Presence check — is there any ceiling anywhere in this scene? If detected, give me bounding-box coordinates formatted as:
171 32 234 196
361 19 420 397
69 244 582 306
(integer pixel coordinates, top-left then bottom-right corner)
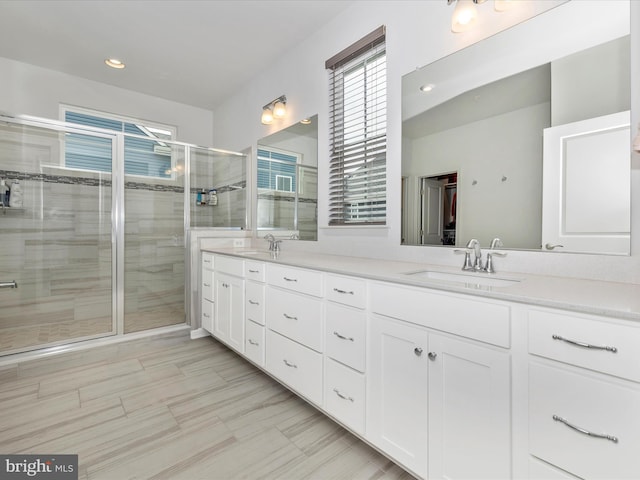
0 0 354 111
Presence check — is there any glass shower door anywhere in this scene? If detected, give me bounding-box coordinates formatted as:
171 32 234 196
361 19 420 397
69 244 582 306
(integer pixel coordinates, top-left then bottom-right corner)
0 119 115 355
123 139 186 333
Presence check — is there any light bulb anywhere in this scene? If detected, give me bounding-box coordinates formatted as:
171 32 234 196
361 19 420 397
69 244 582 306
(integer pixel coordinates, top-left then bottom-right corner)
273 101 286 119
451 0 478 33
261 108 273 125
494 0 514 12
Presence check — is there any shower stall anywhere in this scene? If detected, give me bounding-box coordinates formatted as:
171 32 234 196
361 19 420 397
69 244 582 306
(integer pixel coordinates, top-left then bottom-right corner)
0 113 246 356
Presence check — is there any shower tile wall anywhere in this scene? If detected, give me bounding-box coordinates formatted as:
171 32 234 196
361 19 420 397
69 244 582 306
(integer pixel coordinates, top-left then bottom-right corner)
124 184 185 333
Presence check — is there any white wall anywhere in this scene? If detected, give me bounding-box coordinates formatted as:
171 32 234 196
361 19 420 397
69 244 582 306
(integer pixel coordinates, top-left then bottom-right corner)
213 0 640 284
0 57 215 146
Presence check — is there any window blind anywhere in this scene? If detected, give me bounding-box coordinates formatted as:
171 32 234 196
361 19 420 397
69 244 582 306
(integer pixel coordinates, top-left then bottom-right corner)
327 26 386 225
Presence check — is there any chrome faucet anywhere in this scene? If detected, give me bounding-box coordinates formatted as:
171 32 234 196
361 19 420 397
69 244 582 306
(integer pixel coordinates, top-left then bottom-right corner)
483 238 507 274
264 234 281 252
454 238 482 271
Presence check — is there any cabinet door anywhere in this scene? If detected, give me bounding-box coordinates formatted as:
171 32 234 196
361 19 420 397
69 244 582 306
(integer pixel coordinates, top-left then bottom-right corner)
367 315 429 479
214 272 244 353
428 334 511 480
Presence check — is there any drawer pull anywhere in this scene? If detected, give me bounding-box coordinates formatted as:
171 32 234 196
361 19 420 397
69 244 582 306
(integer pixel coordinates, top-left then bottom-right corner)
248 300 260 305
203 259 212 263
283 313 298 321
333 388 354 402
222 283 230 288
248 339 259 346
552 334 618 353
552 415 618 443
248 269 260 273
333 331 354 342
203 282 211 287
283 277 298 282
283 359 298 368
333 287 354 295
203 313 210 318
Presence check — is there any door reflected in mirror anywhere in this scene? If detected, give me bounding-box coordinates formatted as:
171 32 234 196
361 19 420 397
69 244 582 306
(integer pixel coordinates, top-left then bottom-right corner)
257 115 318 240
401 1 631 255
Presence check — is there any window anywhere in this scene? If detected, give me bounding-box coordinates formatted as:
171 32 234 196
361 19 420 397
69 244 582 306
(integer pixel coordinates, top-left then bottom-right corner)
257 147 298 193
326 26 386 225
62 107 176 179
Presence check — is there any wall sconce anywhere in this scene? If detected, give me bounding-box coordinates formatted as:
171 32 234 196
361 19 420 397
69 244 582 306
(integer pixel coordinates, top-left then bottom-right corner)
261 95 287 125
447 0 513 33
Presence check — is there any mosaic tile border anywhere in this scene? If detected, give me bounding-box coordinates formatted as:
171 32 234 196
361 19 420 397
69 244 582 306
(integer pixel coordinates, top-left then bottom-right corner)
0 170 245 194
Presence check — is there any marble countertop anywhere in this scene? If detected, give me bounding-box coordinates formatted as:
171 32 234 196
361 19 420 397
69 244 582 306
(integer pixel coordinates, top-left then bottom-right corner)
203 248 640 322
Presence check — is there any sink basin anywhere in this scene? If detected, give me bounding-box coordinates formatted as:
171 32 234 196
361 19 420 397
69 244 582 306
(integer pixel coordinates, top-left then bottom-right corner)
405 270 521 288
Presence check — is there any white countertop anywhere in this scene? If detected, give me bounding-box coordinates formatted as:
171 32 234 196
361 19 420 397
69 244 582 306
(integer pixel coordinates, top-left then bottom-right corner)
203 248 640 322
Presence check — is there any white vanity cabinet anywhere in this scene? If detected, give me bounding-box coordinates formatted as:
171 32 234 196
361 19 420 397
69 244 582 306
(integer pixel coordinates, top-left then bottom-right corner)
528 308 640 479
200 253 215 333
244 260 266 366
323 274 367 435
265 263 324 406
367 281 512 480
212 255 245 354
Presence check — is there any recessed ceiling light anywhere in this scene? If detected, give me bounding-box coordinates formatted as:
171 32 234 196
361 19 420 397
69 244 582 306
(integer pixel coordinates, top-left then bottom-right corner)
105 58 125 69
300 118 312 125
420 84 434 93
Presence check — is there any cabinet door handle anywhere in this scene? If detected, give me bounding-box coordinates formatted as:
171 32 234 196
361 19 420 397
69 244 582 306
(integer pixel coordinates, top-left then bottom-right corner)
428 352 437 360
414 347 423 356
203 282 211 287
248 339 259 346
552 415 618 443
283 359 297 368
222 283 230 288
283 277 298 282
249 269 260 273
283 313 298 320
203 313 210 318
248 300 260 305
333 388 354 402
333 288 354 295
333 331 354 342
552 334 618 353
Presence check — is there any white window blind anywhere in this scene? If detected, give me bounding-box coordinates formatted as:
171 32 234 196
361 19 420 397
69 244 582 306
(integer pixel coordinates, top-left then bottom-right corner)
326 26 386 225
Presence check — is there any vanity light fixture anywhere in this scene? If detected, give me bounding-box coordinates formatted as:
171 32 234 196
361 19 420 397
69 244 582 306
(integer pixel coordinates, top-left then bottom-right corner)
261 95 287 125
105 58 126 69
448 0 515 33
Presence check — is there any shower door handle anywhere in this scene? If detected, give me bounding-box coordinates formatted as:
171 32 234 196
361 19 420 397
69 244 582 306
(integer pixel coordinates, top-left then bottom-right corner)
0 280 18 289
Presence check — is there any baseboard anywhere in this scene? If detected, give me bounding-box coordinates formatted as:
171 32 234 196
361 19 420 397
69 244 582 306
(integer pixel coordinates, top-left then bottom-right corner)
190 328 210 340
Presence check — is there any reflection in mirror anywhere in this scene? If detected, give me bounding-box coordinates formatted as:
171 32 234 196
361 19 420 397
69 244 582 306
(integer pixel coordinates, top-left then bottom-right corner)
257 115 318 240
401 1 631 254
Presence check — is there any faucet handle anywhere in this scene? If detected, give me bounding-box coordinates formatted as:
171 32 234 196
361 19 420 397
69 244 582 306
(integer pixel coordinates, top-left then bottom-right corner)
454 248 474 271
489 237 504 249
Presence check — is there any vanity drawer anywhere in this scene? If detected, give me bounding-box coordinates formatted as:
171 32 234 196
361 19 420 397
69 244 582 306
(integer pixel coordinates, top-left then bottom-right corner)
202 252 214 269
244 260 266 282
325 303 366 372
201 298 214 333
266 329 323 406
244 319 265 367
529 309 640 382
245 281 265 325
370 282 511 348
326 274 366 309
324 358 365 435
202 268 214 301
214 254 244 277
529 362 640 480
266 286 323 352
267 264 323 297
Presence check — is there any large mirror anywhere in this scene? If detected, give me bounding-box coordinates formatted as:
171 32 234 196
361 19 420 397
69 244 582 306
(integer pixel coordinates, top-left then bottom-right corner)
257 115 318 240
402 1 631 254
